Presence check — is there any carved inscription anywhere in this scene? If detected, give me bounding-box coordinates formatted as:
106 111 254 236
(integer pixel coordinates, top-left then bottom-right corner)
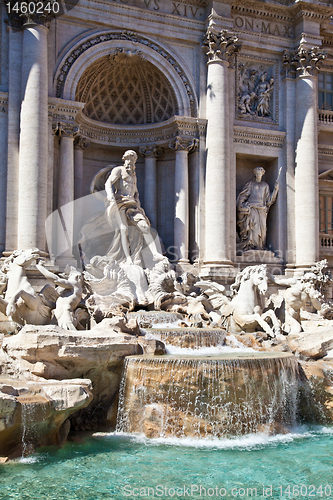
233 16 293 38
109 0 204 19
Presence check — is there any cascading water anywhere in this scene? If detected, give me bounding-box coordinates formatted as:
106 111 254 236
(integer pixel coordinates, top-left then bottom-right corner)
116 352 303 439
18 395 50 456
142 328 226 349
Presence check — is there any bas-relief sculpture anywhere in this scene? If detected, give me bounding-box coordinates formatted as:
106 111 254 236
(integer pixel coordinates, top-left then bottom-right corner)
237 166 280 251
238 65 274 118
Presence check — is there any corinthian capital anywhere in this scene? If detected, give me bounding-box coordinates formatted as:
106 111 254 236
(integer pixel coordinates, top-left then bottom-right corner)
203 29 241 64
169 137 199 152
282 45 326 78
53 122 79 138
139 145 164 158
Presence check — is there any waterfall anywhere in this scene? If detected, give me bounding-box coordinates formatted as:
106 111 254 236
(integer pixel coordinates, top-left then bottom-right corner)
116 353 303 438
19 395 49 456
143 328 226 349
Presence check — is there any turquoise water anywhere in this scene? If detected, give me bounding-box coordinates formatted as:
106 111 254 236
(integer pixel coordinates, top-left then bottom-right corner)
1 427 333 500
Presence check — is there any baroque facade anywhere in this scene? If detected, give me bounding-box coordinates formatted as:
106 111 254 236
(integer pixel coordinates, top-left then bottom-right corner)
0 0 333 281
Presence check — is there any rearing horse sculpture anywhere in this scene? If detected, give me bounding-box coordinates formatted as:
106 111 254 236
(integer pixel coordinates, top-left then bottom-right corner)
0 249 55 326
197 264 281 336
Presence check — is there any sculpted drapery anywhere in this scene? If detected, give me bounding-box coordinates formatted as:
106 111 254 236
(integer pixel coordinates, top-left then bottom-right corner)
237 167 279 250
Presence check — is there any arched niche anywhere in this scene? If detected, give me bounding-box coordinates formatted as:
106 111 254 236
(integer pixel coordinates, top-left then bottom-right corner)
54 31 198 118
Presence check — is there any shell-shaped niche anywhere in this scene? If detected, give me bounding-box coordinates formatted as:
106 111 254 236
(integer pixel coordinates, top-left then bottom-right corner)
75 52 179 125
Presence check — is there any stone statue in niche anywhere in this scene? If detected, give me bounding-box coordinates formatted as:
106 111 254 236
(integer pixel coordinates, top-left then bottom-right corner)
238 64 274 118
237 166 280 251
104 150 164 265
79 150 164 267
79 149 169 309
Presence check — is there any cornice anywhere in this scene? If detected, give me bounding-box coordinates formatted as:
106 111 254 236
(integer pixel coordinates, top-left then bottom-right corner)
75 113 206 146
48 97 85 122
319 145 333 156
233 126 286 148
231 1 294 24
231 0 333 25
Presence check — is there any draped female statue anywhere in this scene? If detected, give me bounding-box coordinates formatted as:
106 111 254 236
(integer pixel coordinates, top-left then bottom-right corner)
237 167 279 250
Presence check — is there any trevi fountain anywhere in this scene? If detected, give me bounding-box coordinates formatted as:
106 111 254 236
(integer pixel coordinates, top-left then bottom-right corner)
0 150 333 498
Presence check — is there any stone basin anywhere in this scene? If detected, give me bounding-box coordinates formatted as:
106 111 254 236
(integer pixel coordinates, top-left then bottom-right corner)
116 352 305 439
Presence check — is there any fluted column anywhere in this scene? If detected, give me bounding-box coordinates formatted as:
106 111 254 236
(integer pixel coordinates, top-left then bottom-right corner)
55 123 78 267
139 145 164 229
203 29 240 269
170 137 198 264
5 27 22 253
17 22 49 250
285 46 326 269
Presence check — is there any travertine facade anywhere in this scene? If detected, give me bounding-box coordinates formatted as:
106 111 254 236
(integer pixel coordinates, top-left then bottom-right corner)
1 0 333 281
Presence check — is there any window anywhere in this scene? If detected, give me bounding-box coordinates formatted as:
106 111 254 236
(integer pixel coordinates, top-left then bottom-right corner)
319 73 333 111
320 195 333 234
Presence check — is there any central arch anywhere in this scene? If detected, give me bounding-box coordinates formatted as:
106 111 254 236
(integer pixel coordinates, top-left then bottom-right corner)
54 30 198 118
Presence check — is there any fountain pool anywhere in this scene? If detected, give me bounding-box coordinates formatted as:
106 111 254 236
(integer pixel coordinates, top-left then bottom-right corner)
1 427 333 499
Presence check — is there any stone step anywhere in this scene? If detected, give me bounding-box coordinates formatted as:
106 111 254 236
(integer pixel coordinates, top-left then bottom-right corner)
127 311 183 327
141 327 226 348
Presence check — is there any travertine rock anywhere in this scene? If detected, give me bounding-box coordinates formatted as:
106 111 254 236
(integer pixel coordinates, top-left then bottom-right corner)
0 378 92 456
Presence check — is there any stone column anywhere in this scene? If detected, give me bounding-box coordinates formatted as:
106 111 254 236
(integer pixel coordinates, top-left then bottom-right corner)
55 123 78 267
5 27 22 252
202 29 240 271
288 46 326 269
17 22 49 251
139 145 164 229
169 137 198 264
0 95 8 254
73 136 89 252
281 52 297 270
74 137 89 201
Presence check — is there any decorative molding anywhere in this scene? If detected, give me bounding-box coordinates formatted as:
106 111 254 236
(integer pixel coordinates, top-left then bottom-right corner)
0 92 8 114
236 55 278 124
323 34 333 48
48 98 85 124
231 2 294 24
139 145 164 158
319 145 333 156
55 30 197 118
233 127 285 149
75 112 206 147
169 136 199 152
203 28 241 65
231 1 333 25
